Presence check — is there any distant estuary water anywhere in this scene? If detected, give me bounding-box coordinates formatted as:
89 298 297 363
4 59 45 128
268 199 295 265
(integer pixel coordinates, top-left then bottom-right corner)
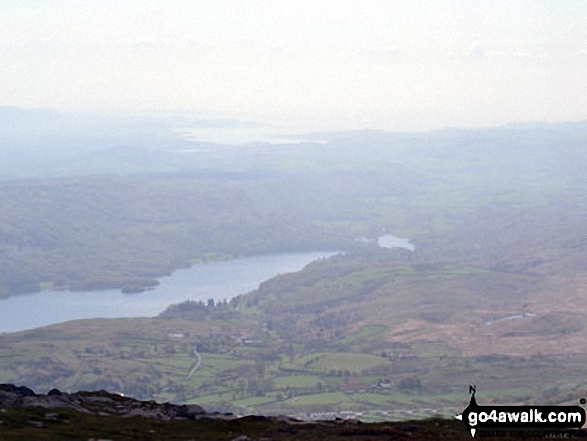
0 252 336 334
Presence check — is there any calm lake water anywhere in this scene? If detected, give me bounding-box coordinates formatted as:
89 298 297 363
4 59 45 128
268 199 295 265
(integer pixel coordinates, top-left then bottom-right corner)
0 252 335 334
377 234 415 251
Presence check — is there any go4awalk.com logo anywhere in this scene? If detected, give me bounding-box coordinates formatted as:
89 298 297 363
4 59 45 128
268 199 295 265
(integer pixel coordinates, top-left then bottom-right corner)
454 386 586 437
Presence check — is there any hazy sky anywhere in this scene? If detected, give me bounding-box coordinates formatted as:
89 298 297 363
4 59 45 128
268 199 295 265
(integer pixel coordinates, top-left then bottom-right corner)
1 0 586 132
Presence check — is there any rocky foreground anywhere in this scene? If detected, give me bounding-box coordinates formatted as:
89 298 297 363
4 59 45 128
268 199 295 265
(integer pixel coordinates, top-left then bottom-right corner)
0 383 209 420
0 384 582 440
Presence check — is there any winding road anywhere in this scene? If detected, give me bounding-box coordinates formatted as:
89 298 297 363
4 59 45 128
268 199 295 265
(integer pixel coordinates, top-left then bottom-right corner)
187 346 202 379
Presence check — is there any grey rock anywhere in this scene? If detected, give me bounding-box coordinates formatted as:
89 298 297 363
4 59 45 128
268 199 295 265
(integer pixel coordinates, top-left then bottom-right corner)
0 384 206 421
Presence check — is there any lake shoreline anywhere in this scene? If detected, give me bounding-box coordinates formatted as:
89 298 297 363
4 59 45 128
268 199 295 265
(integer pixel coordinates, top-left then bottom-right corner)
0 251 338 334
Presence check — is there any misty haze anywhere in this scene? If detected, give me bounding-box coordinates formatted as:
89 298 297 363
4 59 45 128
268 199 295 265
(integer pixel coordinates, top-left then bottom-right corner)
1 1 587 439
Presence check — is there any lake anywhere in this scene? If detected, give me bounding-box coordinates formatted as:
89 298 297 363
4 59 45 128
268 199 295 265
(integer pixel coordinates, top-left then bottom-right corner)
356 234 415 251
377 234 415 251
0 252 335 334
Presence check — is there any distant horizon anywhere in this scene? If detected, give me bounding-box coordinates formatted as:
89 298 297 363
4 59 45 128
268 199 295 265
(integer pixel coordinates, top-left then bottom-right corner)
3 104 587 146
2 1 586 134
